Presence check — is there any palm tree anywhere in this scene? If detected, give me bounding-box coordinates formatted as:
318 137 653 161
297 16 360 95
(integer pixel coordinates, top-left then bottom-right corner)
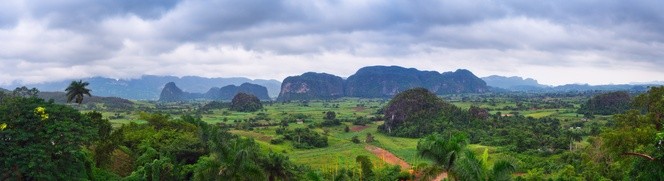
418 134 515 181
417 133 468 171
451 150 516 181
65 80 91 104
216 138 266 181
263 151 294 181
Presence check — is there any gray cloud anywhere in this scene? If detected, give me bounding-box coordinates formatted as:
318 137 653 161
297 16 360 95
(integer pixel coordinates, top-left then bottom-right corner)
0 0 663 86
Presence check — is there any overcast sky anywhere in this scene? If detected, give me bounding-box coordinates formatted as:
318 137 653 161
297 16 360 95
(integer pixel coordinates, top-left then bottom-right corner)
1 0 663 86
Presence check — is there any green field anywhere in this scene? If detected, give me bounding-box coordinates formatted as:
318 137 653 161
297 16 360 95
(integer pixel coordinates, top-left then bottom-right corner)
101 93 596 174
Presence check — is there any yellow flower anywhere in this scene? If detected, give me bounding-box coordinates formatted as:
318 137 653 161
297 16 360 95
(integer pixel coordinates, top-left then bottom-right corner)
0 123 6 131
35 107 45 114
34 107 49 121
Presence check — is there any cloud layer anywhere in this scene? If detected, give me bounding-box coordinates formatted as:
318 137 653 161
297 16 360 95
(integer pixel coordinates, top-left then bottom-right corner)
1 0 663 85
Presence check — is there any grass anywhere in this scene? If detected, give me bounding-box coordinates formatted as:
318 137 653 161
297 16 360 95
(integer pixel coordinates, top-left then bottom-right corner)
524 110 557 118
230 125 389 170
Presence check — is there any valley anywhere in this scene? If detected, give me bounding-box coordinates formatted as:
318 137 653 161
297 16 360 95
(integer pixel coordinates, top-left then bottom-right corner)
74 90 629 179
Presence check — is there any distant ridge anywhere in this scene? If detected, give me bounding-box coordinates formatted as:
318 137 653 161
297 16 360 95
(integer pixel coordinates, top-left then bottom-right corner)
159 82 270 102
278 66 489 101
482 75 656 92
482 75 548 91
2 75 281 100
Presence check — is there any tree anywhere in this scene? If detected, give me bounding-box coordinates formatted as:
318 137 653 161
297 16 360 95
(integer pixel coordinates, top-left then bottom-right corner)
366 133 374 143
0 96 98 180
65 80 92 104
356 155 374 180
262 152 294 181
603 87 663 161
324 111 336 120
451 149 515 181
417 134 515 181
417 133 468 172
193 127 266 181
600 86 664 180
352 136 361 143
11 86 39 97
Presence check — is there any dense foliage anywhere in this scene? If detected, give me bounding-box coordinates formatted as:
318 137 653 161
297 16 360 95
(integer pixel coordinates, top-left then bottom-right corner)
230 92 263 112
578 91 631 115
282 128 328 149
0 95 100 180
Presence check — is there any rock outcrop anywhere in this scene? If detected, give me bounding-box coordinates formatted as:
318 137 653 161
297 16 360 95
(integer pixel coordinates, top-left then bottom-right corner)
159 82 185 102
276 66 490 100
277 72 345 101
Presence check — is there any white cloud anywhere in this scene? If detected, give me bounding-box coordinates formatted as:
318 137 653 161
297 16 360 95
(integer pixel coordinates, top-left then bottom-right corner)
0 0 663 86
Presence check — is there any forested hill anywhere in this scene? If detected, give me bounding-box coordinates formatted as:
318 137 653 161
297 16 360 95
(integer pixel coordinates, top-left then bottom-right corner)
2 75 281 100
278 66 489 101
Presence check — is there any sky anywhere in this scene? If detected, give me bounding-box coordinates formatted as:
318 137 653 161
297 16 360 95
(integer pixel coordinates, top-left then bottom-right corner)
1 0 663 86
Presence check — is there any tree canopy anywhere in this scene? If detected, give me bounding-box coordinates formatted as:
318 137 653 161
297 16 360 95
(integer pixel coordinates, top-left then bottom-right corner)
0 96 101 180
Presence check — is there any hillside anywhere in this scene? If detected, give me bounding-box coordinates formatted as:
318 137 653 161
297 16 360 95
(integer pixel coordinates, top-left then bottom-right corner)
3 75 281 100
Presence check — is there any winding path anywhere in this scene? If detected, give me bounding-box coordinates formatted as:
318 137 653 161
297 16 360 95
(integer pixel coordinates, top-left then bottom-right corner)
364 145 448 181
364 145 410 170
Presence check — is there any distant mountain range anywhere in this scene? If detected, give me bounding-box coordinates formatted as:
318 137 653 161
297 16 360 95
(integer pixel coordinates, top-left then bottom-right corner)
482 75 660 92
4 68 661 101
482 75 547 90
2 75 281 100
277 66 489 101
159 82 270 102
